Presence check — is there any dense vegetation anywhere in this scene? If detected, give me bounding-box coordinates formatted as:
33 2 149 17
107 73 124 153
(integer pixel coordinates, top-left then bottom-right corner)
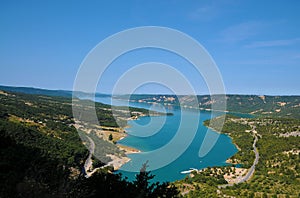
0 89 179 197
1 131 179 197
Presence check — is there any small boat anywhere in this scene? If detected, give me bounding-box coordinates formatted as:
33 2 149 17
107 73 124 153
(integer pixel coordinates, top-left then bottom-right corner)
180 168 198 174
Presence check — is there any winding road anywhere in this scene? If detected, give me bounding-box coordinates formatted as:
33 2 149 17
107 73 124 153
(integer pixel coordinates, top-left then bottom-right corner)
219 125 259 188
83 136 95 178
238 132 259 183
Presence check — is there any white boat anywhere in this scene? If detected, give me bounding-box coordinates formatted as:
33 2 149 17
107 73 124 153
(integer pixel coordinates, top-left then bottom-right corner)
180 168 198 174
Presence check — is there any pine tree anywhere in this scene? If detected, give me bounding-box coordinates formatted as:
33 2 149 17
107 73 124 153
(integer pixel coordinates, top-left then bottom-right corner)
108 134 113 141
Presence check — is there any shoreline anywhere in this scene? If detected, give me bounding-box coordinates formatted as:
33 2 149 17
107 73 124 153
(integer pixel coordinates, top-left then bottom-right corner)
100 134 141 171
108 125 142 170
106 145 140 171
117 143 141 154
205 125 241 163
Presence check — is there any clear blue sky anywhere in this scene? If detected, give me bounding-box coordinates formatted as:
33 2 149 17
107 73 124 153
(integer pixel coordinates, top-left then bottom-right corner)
1 0 300 95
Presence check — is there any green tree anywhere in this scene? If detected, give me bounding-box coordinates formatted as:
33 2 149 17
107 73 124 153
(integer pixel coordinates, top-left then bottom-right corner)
132 161 179 198
108 133 113 141
132 161 155 197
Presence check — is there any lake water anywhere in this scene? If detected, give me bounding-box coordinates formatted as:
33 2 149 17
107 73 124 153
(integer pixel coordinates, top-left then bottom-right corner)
94 96 238 182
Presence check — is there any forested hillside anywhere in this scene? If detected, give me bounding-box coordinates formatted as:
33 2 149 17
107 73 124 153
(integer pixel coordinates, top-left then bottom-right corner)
0 89 178 197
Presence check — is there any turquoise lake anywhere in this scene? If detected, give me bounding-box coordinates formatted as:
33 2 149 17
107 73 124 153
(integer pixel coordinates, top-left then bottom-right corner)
95 96 238 182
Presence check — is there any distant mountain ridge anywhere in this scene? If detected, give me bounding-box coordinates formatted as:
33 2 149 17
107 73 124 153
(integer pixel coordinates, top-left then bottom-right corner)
1 85 300 119
0 85 72 97
0 85 111 98
115 94 300 119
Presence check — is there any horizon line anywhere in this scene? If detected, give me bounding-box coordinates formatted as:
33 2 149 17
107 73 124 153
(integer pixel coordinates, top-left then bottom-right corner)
1 84 300 97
